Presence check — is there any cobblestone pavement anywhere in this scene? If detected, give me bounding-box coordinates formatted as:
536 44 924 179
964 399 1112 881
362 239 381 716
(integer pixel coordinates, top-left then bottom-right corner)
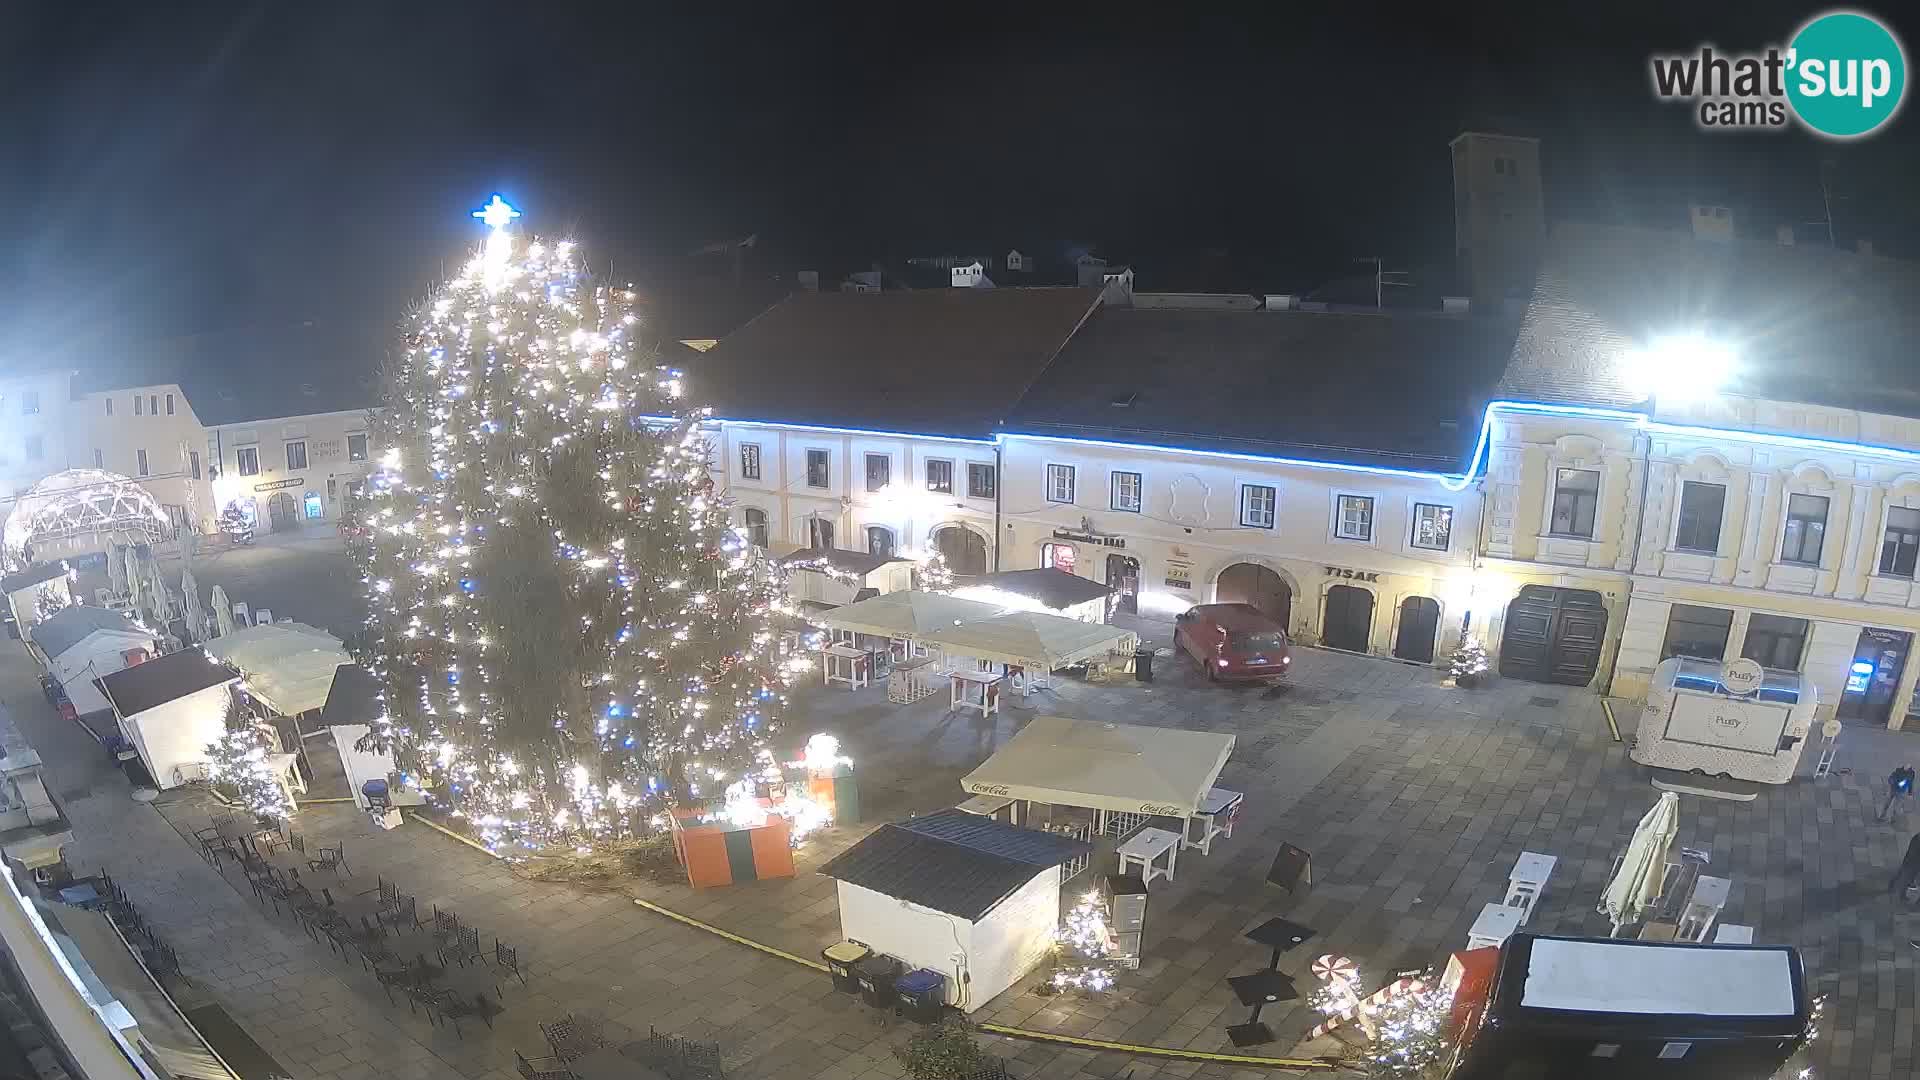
9 625 1920 1079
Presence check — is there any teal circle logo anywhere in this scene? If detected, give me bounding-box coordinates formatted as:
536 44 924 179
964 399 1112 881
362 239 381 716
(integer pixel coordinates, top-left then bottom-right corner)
1787 11 1907 138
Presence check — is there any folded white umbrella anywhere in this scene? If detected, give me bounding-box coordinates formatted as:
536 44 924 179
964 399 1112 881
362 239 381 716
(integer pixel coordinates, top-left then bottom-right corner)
211 585 234 637
1599 791 1679 936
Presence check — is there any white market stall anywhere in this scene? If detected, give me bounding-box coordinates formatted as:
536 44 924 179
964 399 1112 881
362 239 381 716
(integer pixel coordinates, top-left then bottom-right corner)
319 663 421 816
954 568 1114 625
961 715 1235 842
820 810 1092 1013
32 606 157 717
96 650 243 790
918 610 1137 693
1631 657 1818 784
774 545 915 611
0 562 72 642
811 589 1003 646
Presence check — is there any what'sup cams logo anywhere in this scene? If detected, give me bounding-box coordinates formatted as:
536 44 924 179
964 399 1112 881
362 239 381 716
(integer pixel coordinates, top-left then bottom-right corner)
1651 10 1907 138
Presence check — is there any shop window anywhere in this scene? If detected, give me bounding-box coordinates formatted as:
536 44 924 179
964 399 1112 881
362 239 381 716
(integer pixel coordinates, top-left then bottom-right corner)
237 446 260 476
739 443 762 480
1549 468 1600 538
1742 613 1810 672
1781 493 1829 565
1046 464 1076 504
1411 503 1452 551
1110 471 1142 513
865 453 890 492
1335 494 1374 541
741 508 768 547
806 449 831 489
1240 484 1276 529
1880 506 1920 578
1661 604 1733 661
1673 482 1725 553
1041 542 1076 573
926 459 953 494
967 462 996 499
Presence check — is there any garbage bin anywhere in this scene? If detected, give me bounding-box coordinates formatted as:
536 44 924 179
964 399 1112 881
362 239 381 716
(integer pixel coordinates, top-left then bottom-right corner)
361 779 391 811
1134 648 1155 683
822 940 871 994
894 968 947 1023
855 954 904 1011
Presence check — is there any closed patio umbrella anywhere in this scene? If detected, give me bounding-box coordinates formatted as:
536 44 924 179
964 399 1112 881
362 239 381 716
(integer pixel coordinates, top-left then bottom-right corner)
1599 791 1679 936
123 546 142 612
211 585 234 638
180 568 202 630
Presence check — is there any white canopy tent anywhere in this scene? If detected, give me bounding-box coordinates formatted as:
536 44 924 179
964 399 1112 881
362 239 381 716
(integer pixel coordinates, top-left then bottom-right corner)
960 714 1234 819
918 610 1136 691
204 622 350 717
811 590 1003 642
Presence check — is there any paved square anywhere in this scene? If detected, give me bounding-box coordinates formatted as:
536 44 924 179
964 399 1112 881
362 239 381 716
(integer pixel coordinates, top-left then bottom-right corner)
9 623 1919 1078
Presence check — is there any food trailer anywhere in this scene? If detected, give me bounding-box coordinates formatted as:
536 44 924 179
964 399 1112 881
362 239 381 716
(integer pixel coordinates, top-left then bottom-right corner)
1451 934 1808 1079
1631 657 1816 784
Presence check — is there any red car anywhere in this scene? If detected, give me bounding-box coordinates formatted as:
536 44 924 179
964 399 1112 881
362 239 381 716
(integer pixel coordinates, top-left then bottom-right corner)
1175 603 1293 681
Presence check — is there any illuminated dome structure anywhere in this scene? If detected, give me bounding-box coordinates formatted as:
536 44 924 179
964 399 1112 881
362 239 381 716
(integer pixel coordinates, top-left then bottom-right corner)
2 469 172 570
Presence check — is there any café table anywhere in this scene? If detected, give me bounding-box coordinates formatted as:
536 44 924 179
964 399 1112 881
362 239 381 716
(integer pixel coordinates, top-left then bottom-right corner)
1244 916 1316 970
1116 827 1182 886
1224 969 1298 1047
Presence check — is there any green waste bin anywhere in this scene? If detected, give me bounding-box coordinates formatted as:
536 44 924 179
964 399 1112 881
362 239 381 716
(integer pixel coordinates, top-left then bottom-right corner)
822 940 870 994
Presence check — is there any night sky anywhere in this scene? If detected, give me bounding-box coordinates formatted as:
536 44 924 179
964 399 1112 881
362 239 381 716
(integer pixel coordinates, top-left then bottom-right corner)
2 2 1914 384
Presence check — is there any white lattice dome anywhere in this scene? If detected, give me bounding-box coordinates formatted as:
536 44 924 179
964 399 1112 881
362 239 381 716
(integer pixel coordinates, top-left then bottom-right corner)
2 469 172 568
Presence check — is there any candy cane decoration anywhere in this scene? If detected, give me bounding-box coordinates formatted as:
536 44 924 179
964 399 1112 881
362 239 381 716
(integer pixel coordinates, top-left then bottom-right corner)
1313 953 1358 985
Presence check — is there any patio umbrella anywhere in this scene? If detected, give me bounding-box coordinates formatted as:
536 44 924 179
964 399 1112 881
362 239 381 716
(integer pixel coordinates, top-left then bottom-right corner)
180 567 202 631
123 546 142 611
211 585 235 637
1599 791 1679 936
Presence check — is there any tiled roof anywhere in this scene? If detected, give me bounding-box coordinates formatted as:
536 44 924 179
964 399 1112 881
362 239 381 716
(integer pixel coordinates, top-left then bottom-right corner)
31 606 146 661
0 562 70 594
96 649 239 717
1007 306 1519 472
1502 222 1920 418
320 663 384 727
819 810 1091 921
693 288 1100 440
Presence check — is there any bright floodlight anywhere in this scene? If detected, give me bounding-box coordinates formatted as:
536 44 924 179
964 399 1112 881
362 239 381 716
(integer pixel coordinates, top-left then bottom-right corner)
1622 334 1736 403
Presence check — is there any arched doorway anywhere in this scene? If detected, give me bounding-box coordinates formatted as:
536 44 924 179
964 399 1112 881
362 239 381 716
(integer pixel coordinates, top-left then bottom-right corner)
1322 585 1374 653
933 526 988 576
1106 554 1140 615
1216 562 1292 628
1393 596 1441 663
267 492 298 533
866 526 895 558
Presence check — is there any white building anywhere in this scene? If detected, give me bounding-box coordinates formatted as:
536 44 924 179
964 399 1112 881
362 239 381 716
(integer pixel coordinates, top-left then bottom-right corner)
205 407 377 531
69 381 215 535
0 368 72 506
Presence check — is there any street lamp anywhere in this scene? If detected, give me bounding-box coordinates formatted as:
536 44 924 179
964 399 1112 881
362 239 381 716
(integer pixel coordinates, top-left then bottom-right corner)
1620 334 1737 404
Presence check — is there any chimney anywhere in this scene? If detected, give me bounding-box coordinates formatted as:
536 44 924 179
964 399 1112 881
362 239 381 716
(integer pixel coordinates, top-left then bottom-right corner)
1100 267 1134 307
796 270 819 292
1264 294 1294 311
1858 238 1876 257
1442 296 1471 315
1776 224 1795 246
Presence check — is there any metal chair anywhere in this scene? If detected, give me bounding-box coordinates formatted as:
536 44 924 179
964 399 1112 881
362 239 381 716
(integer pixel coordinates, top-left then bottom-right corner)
431 906 459 948
447 925 483 968
307 843 347 877
515 1051 571 1080
438 991 500 1037
494 939 526 986
381 894 419 931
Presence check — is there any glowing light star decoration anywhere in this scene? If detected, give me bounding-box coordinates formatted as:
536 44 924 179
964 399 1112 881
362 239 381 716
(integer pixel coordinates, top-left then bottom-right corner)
347 195 799 853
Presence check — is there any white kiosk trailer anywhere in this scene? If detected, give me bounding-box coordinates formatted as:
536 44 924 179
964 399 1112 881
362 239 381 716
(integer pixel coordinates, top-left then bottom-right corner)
1631 657 1817 784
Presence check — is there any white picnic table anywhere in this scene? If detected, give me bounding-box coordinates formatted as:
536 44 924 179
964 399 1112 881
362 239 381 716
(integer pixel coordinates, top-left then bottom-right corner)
1116 827 1182 886
1183 787 1243 854
948 668 1002 718
1467 902 1523 951
823 644 871 690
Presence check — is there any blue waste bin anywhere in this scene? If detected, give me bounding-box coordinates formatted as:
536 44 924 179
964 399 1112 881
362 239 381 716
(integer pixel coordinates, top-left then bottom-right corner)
362 779 391 810
894 968 947 1023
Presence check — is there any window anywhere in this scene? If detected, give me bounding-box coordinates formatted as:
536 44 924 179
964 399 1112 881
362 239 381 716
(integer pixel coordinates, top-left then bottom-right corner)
92 448 104 468
1493 155 1519 177
165 393 175 415
347 434 368 462
925 459 953 494
1041 542 1076 573
805 449 830 489
104 397 113 417
327 478 337 499
1411 503 1453 551
20 391 37 416
1549 468 1600 538
1674 482 1726 553
236 447 260 476
24 435 41 460
1661 604 1733 661
148 394 158 415
136 449 149 476
730 442 760 480
134 395 144 416
1046 464 1075 504
1110 471 1142 513
1335 495 1374 541
967 462 996 500
1742 613 1811 672
286 440 308 471
1780 493 1829 565
807 516 835 550
862 453 889 492
741 508 768 547
1240 484 1276 529
1881 507 1920 578
188 449 200 479
867 526 895 558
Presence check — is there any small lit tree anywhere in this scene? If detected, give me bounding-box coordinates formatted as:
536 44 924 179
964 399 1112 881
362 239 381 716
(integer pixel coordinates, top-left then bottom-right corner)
32 587 68 624
1450 637 1489 687
914 549 955 593
1048 889 1116 992
205 694 293 820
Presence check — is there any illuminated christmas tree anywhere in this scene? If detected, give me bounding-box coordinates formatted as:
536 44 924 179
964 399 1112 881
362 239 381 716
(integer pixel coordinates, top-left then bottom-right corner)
1449 637 1490 686
351 196 800 851
205 694 293 820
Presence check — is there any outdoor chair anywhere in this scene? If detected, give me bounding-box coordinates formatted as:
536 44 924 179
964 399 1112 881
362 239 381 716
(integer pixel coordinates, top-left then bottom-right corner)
307 843 348 877
447 925 483 969
352 917 398 971
374 966 415 1006
494 939 526 986
402 984 445 1026
381 894 420 931
431 906 459 947
284 833 307 858
515 1051 572 1080
438 991 500 1037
